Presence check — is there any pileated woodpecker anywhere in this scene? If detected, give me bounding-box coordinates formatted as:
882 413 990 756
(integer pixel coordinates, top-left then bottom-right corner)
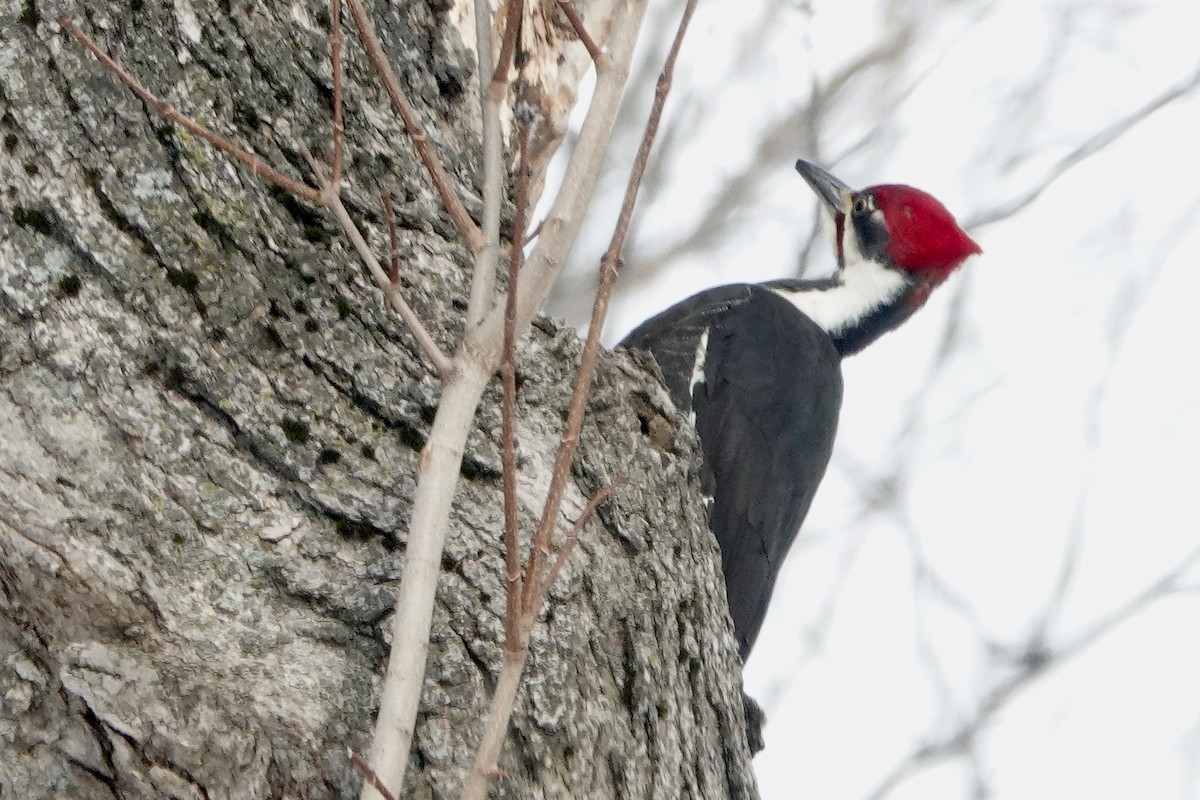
622 160 980 660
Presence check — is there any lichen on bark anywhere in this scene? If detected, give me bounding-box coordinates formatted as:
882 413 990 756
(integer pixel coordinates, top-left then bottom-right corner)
0 2 759 797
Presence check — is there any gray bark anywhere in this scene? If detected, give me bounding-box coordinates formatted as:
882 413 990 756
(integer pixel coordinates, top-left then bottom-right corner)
0 1 758 798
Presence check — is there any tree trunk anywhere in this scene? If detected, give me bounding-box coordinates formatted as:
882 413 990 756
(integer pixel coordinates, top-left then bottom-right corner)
0 1 759 798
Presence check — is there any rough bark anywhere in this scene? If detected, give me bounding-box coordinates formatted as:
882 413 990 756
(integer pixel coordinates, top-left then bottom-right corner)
0 1 759 798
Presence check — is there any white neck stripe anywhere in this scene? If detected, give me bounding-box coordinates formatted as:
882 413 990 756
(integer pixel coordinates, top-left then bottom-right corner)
771 257 909 335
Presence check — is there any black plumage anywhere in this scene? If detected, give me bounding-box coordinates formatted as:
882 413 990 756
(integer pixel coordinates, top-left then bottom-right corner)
621 160 981 667
622 284 842 658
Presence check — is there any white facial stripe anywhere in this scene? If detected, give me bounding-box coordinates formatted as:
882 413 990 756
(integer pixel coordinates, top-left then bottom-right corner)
841 210 867 265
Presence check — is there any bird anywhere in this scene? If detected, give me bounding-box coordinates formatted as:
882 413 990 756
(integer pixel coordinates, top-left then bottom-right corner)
621 159 981 661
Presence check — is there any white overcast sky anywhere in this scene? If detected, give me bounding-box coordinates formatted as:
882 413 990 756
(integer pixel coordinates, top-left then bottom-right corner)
546 0 1200 797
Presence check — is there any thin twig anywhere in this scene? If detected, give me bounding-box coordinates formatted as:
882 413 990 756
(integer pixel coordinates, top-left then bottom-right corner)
600 0 699 266
557 0 603 63
380 188 400 285
361 3 649 796
60 16 321 204
63 15 453 379
518 249 619 608
466 0 506 328
300 144 455 379
491 0 525 87
347 749 398 800
460 648 531 800
532 479 623 604
342 0 484 254
500 122 533 646
521 0 700 611
329 0 345 188
472 2 632 355
522 218 544 246
965 60 1200 230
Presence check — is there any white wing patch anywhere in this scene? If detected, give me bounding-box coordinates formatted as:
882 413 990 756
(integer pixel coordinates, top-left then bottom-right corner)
687 328 710 425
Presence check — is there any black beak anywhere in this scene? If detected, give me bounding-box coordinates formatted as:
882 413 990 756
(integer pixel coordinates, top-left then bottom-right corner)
794 159 854 216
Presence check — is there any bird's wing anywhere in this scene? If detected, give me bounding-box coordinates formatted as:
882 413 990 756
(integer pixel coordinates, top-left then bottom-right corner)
620 284 760 414
623 285 843 659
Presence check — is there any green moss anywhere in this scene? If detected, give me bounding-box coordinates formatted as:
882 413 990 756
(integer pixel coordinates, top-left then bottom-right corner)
334 296 351 319
267 185 326 238
335 517 379 541
262 325 284 350
280 417 310 444
304 319 319 333
318 447 341 465
165 365 187 390
12 205 52 236
231 100 260 131
166 268 200 292
359 443 376 460
302 225 330 245
24 162 38 175
18 0 39 27
57 274 82 297
3 133 16 152
192 209 220 235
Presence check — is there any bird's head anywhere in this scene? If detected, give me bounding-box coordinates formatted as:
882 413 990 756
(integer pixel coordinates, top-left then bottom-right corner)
795 159 981 288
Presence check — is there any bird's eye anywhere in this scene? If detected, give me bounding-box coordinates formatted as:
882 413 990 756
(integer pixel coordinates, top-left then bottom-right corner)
852 196 872 215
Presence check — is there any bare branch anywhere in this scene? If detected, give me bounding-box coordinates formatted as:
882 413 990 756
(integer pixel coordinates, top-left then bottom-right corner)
491 0 525 87
557 1 604 64
342 0 485 254
300 144 455 380
347 749 398 800
500 124 533 645
380 189 401 285
465 0 505 328
523 218 545 246
59 17 321 204
966 60 1200 230
329 0 345 188
360 4 650 796
522 0 699 611
460 648 532 800
532 479 623 605
601 0 697 264
63 15 453 380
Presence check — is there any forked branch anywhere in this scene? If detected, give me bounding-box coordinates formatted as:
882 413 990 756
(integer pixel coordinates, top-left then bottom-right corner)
342 0 485 254
59 14 455 379
521 0 701 613
556 0 604 63
60 17 320 204
531 478 623 605
348 749 398 800
499 121 533 645
491 0 526 87
462 1 700 795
